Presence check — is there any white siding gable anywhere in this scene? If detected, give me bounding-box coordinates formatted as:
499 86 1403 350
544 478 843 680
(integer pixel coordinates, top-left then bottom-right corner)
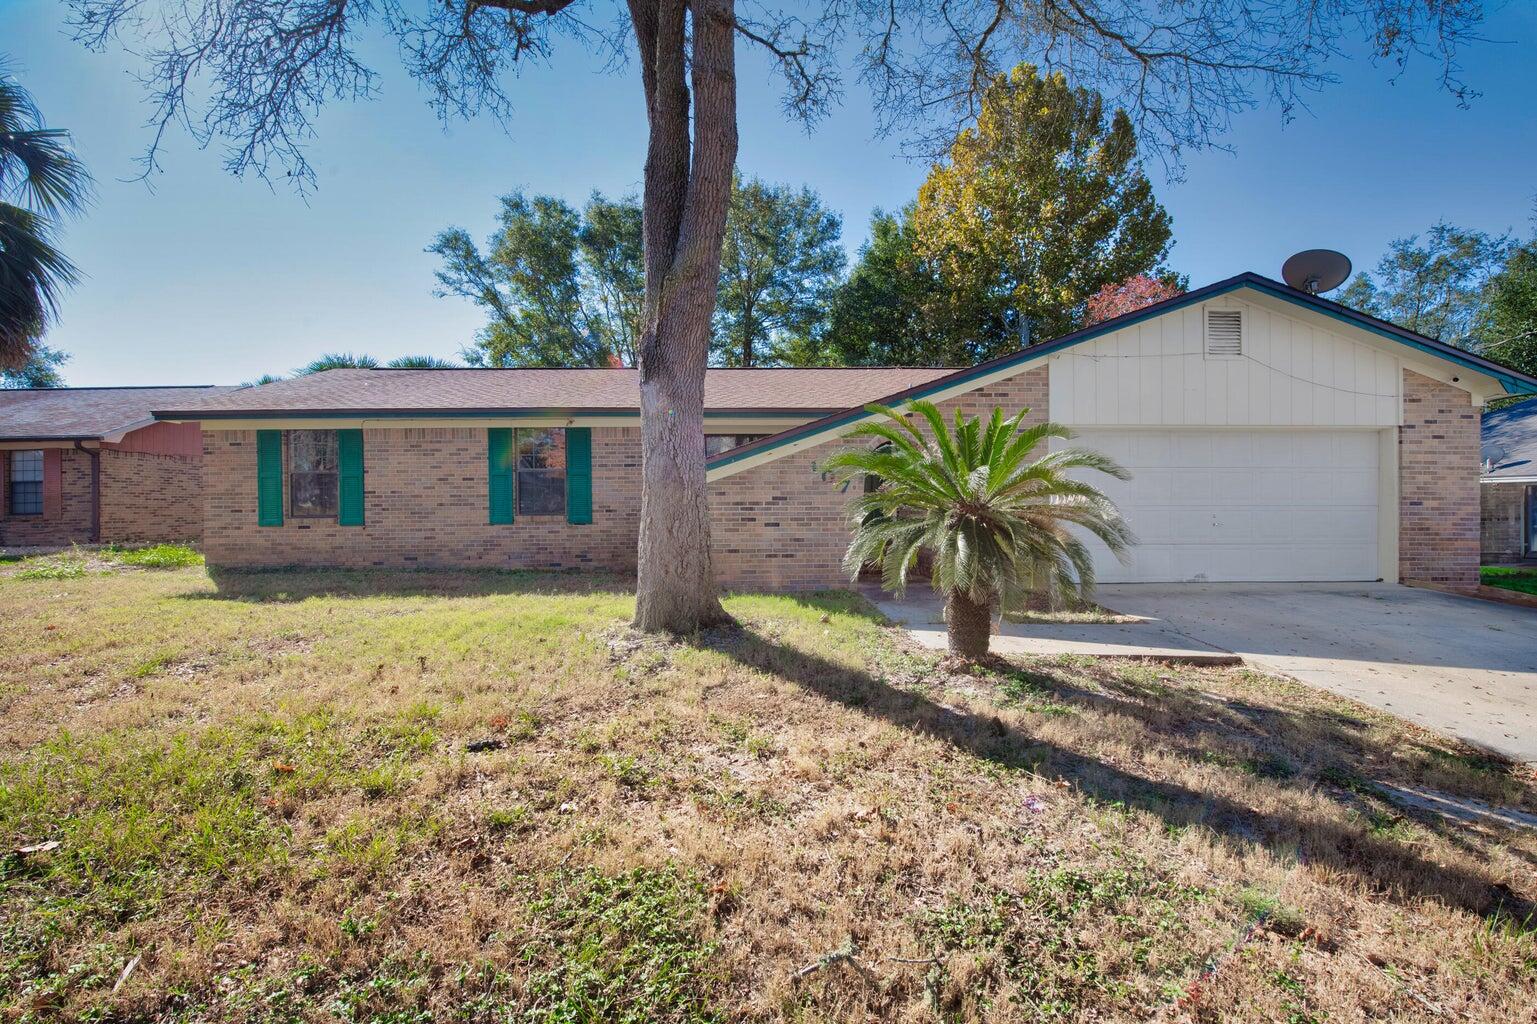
1048 297 1402 427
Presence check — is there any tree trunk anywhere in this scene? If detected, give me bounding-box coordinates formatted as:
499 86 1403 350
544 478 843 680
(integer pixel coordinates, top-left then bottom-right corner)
945 590 994 660
629 0 738 633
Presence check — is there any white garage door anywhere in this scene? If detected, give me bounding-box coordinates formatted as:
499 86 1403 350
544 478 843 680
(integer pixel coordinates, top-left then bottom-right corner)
1071 429 1381 583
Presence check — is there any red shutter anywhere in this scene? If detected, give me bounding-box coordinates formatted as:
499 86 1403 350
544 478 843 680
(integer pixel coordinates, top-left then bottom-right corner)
43 449 63 520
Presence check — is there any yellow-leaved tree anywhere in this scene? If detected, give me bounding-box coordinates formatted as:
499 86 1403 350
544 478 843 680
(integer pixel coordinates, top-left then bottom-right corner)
914 65 1178 354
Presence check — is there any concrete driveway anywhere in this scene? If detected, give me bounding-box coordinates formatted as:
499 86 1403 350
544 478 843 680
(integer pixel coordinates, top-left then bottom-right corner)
1097 583 1537 762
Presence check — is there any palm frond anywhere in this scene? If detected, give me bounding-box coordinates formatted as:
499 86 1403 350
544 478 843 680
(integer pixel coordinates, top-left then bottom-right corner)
838 401 1134 612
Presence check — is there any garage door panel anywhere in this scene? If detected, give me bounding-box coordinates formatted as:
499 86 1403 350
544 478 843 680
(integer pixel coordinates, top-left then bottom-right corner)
1071 428 1381 583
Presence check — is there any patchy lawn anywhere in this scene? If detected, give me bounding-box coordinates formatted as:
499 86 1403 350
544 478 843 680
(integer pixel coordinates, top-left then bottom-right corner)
1 562 1534 1023
1482 565 1537 596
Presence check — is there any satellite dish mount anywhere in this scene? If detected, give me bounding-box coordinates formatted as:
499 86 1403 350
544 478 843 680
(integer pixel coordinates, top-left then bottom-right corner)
1282 249 1352 295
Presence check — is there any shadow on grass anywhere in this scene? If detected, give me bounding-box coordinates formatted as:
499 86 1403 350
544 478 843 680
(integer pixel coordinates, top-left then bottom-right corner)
186 566 636 603
695 595 1533 926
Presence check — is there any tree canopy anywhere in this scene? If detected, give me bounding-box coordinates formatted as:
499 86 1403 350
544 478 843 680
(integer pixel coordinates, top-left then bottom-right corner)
432 192 644 368
714 174 843 367
1340 222 1512 349
0 60 91 369
0 342 68 388
1084 274 1186 326
912 65 1175 355
1481 238 1537 382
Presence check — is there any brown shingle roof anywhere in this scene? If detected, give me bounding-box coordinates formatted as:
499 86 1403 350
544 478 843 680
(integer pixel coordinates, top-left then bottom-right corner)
0 386 234 441
152 367 958 418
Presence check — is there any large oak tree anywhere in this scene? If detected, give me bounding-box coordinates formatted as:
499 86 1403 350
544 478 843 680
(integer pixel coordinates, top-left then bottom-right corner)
64 0 1489 632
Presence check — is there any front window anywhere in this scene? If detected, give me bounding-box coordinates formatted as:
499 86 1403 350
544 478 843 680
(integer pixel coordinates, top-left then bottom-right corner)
289 430 338 518
8 450 43 515
516 428 566 516
705 434 767 457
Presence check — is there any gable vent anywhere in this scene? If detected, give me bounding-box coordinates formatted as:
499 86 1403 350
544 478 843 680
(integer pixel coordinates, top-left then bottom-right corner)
1204 309 1243 358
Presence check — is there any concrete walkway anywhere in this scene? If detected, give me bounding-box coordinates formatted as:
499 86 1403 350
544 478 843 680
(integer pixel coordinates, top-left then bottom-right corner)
872 583 1537 762
869 589 1239 665
1098 583 1537 762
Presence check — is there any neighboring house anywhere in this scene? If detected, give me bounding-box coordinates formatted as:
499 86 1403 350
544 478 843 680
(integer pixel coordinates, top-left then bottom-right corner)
0 386 231 547
154 273 1537 591
1480 398 1537 563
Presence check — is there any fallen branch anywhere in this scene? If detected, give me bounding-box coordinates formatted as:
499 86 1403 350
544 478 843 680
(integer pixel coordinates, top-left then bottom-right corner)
792 937 879 985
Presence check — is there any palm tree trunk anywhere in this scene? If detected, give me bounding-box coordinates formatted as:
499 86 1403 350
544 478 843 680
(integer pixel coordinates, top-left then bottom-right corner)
945 590 993 660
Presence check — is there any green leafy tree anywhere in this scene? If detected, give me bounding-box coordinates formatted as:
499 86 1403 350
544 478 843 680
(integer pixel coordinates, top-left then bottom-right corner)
1339 222 1512 348
825 208 954 366
0 342 68 387
296 352 378 375
0 60 91 369
826 401 1131 660
431 192 643 367
1480 237 1537 382
386 354 460 368
912 65 1174 355
714 174 844 366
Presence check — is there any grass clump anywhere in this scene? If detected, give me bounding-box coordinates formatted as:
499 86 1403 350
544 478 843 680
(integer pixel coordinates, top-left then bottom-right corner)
13 557 88 581
922 866 1207 1018
104 543 202 569
518 866 722 1024
1481 566 1537 595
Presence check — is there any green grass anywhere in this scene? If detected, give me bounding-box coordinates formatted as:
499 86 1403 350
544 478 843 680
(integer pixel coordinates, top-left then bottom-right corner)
1482 565 1537 595
103 543 203 568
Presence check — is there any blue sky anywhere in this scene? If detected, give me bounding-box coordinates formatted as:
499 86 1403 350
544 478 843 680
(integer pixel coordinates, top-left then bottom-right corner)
4 0 1536 387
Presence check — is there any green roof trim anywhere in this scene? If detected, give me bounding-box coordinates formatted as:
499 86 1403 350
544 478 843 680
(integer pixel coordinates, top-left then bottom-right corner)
706 272 1537 474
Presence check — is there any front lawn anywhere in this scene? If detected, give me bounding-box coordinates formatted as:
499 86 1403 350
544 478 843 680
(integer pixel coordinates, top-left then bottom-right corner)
1482 565 1537 595
2 562 1534 1022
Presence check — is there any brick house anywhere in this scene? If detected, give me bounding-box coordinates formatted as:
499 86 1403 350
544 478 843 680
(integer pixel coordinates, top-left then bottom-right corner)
0 386 230 547
155 274 1537 590
1480 398 1536 563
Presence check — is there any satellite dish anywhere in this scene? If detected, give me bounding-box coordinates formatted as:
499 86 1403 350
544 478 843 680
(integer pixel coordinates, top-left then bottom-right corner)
1483 444 1508 470
1282 249 1352 295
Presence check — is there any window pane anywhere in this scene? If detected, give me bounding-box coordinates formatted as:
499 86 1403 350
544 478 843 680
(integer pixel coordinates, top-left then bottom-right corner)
289 430 339 517
291 472 338 516
8 450 44 515
516 429 566 515
517 428 565 471
290 430 337 473
10 450 44 482
9 481 42 515
705 434 766 457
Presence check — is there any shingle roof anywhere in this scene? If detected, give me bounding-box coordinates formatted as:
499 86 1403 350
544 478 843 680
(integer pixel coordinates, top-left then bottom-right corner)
1482 398 1537 481
0 386 234 441
151 367 959 418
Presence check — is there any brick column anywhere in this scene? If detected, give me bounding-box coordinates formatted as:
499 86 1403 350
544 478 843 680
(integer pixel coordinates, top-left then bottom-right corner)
1399 369 1480 589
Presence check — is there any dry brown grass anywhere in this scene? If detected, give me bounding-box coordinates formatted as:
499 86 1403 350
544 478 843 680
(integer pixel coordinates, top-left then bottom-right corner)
1 563 1534 1023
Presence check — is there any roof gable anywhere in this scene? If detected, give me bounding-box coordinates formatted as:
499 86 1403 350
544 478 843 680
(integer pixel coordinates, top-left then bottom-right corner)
707 273 1537 478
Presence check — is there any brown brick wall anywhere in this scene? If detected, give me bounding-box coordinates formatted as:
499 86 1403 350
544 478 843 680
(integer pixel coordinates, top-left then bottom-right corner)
1399 370 1481 588
202 427 642 571
100 450 205 543
708 367 1050 591
0 447 93 546
1481 482 1528 563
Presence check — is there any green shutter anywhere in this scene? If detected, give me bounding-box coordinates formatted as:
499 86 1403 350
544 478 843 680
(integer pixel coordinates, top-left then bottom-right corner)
566 427 592 524
257 430 284 527
338 429 364 526
488 428 514 524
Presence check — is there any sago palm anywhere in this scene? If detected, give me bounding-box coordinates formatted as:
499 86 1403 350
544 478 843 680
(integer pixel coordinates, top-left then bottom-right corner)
825 400 1133 660
0 61 91 368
